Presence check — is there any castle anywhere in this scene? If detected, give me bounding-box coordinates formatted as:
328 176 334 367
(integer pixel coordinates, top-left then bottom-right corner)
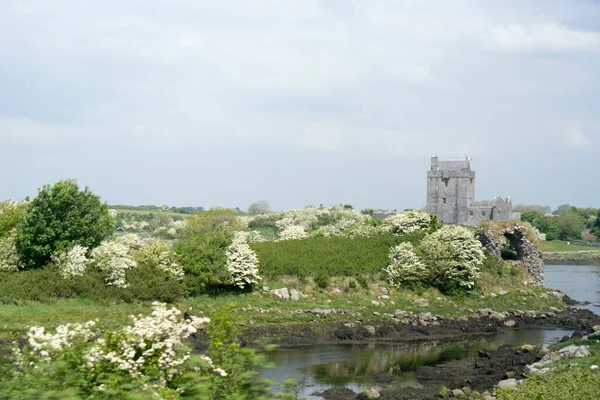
425 156 520 226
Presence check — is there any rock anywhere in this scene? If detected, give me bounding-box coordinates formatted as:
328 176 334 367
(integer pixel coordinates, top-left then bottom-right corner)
365 325 376 336
520 344 535 353
548 291 564 300
504 320 516 327
499 290 508 295
273 288 290 300
591 365 599 370
490 312 506 320
379 295 390 300
476 308 493 317
593 325 600 332
364 387 380 399
394 309 411 318
344 323 355 328
497 378 518 389
372 311 380 316
262 286 269 292
489 292 497 298
380 287 389 295
415 298 429 307
371 300 380 306
451 388 466 398
290 289 300 301
559 345 590 358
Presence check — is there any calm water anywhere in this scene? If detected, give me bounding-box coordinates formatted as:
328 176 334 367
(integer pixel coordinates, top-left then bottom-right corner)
545 264 600 315
261 264 598 399
261 329 573 399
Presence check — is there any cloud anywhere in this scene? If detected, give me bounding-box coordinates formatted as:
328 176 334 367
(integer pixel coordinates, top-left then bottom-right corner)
485 23 600 53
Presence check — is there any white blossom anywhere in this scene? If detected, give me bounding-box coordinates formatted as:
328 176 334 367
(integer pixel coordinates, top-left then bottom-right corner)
0 230 21 271
381 210 434 236
52 245 89 278
91 241 137 288
420 225 484 291
278 225 308 241
114 233 146 251
135 241 184 279
226 232 261 289
384 242 429 287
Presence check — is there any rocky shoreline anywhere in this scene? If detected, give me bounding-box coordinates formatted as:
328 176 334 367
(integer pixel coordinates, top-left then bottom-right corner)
190 298 600 399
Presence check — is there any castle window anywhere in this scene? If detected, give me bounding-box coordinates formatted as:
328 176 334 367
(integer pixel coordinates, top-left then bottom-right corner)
481 211 486 216
470 211 473 216
443 198 447 204
444 179 449 187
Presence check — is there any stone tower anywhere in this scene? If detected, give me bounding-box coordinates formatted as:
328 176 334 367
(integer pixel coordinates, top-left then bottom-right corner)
426 156 520 226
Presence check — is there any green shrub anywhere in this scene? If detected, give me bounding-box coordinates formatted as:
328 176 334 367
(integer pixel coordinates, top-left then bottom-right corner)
0 265 183 304
314 272 329 289
251 233 424 278
16 179 114 269
0 201 28 238
175 208 241 295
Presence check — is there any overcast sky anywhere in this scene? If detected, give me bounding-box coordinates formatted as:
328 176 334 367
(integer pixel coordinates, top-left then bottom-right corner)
1 0 599 211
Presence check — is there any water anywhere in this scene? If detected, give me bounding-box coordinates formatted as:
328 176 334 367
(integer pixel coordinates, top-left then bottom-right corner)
260 264 599 399
261 329 573 399
545 264 600 315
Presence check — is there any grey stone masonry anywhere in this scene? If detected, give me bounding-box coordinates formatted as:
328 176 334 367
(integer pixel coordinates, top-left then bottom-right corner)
426 156 520 227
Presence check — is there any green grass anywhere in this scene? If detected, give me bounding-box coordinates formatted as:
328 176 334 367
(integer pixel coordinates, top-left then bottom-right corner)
0 266 564 340
496 338 600 400
540 240 599 253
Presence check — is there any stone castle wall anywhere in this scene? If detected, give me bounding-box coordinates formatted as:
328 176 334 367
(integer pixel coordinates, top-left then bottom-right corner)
426 156 519 227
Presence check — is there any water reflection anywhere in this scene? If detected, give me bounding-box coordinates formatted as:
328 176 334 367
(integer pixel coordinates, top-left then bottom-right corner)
545 264 600 315
261 329 572 399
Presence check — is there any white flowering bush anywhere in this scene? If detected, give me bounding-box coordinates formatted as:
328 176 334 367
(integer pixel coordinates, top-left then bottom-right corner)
226 232 261 289
51 245 89 278
3 304 275 399
381 210 437 236
420 225 484 293
0 231 21 271
134 240 184 280
90 241 137 288
315 218 377 238
278 225 308 241
114 233 146 251
384 242 429 288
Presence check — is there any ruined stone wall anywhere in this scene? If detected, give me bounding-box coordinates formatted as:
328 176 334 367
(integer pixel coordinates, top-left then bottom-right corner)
476 222 544 286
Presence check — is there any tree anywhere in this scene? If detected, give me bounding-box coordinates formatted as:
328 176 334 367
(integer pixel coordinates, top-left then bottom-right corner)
16 179 114 269
555 212 586 240
513 204 552 215
175 208 241 294
0 201 28 238
247 200 271 215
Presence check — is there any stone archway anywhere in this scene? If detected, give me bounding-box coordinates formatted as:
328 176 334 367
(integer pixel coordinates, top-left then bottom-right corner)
476 223 544 286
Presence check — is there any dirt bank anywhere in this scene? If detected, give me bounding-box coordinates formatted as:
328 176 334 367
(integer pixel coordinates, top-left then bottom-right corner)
191 306 600 350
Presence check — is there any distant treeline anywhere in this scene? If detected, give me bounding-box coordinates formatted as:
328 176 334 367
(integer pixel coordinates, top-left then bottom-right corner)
110 205 206 214
514 204 599 241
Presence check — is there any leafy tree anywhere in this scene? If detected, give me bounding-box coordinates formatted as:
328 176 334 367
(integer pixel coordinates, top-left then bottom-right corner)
513 204 552 215
554 212 585 240
175 208 241 294
247 200 271 215
16 180 114 269
0 201 28 238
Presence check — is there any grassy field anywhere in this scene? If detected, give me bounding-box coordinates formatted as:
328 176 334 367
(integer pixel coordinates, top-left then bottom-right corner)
539 240 599 253
0 267 563 340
